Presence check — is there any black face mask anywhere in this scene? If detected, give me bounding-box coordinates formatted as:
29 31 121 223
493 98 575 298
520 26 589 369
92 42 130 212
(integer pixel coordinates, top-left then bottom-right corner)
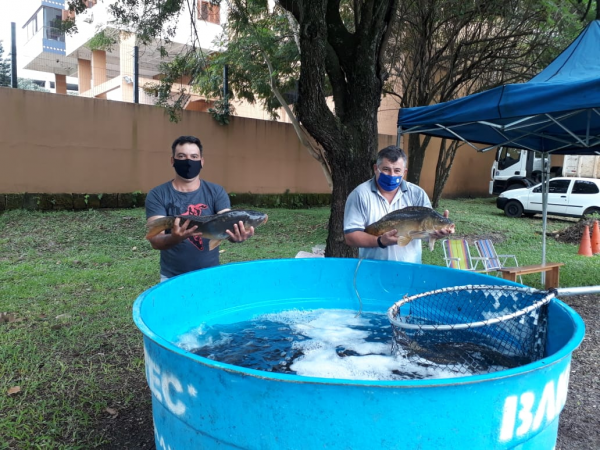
173 159 202 179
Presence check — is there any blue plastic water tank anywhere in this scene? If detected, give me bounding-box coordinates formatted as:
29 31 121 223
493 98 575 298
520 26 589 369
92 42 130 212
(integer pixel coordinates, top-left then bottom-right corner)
133 258 584 449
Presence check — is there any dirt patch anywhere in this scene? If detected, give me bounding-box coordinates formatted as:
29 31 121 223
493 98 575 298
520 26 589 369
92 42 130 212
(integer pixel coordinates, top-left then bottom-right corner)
95 295 599 449
95 381 154 449
556 293 600 450
550 219 600 245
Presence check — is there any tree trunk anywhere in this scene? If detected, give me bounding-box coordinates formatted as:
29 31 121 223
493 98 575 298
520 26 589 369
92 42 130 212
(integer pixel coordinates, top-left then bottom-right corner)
282 0 396 257
406 133 432 185
326 155 366 258
431 138 459 208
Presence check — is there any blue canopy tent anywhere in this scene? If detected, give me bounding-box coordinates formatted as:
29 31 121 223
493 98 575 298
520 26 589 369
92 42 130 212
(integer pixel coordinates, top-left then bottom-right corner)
397 20 600 273
398 20 600 155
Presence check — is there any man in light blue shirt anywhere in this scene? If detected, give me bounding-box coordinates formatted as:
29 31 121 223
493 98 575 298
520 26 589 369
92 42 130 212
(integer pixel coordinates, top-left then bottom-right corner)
343 146 452 263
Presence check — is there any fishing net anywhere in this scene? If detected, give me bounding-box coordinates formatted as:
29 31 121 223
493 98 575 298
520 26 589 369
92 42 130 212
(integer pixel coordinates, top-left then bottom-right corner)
387 285 556 376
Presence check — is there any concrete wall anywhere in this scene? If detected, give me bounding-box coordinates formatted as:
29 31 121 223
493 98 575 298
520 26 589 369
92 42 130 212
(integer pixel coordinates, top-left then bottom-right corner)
0 87 494 198
418 136 496 198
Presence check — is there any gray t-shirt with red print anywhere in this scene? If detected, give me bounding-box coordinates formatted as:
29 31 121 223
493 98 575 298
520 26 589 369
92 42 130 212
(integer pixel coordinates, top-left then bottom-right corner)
145 180 231 278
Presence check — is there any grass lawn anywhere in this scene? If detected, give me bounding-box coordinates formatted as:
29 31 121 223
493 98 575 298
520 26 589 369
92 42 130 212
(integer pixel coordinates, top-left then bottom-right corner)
1 198 598 448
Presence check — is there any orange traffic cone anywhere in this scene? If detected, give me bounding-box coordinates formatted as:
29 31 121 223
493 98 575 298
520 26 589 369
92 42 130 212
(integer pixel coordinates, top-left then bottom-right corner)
578 225 593 257
591 220 600 254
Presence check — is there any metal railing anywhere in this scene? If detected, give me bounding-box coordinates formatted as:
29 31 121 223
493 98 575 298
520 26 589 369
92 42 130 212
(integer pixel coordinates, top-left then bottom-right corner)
26 26 66 44
43 26 66 43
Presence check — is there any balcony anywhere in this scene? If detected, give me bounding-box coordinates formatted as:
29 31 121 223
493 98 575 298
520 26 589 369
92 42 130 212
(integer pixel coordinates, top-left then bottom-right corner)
21 26 78 76
19 2 79 76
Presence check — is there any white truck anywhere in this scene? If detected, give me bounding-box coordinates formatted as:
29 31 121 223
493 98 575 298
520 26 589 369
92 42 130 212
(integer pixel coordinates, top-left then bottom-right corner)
489 147 600 195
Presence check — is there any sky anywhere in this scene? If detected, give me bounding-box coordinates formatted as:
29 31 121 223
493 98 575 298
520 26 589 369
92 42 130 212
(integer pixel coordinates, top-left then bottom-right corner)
0 0 66 80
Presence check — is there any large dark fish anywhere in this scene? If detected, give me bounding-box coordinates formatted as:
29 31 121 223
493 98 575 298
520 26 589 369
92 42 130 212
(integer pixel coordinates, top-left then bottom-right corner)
364 206 454 251
146 209 268 251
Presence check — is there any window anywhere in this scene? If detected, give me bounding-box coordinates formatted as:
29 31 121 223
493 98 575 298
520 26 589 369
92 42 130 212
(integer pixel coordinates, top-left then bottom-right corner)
497 147 522 170
24 12 39 42
44 7 65 42
533 179 571 194
198 1 220 24
572 180 600 194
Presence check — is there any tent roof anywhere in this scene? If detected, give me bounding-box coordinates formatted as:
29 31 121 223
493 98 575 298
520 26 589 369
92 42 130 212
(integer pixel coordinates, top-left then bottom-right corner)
397 21 600 155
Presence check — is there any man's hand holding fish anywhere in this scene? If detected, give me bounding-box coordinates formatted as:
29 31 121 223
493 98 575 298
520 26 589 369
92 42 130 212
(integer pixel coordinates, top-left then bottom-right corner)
343 145 455 264
379 209 455 250
144 135 267 282
224 220 255 244
169 217 202 243
364 206 455 251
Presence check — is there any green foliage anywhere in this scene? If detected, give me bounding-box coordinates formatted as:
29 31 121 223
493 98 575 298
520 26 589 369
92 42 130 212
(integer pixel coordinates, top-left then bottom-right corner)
421 198 600 288
142 50 208 122
229 192 332 209
206 3 301 118
529 0 596 69
0 40 11 87
115 0 300 123
92 0 600 259
62 1 93 35
0 39 51 92
393 0 595 199
87 30 118 52
0 200 599 446
108 0 185 47
17 78 50 92
0 208 156 448
208 94 233 125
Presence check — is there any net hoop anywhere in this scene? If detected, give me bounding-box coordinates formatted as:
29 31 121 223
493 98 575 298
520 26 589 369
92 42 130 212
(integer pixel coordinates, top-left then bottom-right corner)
387 284 556 331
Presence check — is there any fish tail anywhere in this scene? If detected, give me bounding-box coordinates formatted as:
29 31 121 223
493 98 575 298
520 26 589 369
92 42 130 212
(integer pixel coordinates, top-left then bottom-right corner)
145 217 175 239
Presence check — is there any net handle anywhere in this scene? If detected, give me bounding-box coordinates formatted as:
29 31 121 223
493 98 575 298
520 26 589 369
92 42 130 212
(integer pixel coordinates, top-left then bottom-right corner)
387 285 557 331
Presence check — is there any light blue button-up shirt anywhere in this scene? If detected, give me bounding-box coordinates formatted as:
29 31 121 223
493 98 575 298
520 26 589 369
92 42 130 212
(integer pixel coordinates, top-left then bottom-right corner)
343 177 431 263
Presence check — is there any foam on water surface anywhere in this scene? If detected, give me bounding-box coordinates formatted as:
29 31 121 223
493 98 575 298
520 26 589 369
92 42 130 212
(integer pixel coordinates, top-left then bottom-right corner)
176 309 512 380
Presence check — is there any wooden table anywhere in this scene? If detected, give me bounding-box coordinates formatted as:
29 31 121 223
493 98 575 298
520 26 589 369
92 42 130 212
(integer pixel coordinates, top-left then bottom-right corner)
498 262 565 289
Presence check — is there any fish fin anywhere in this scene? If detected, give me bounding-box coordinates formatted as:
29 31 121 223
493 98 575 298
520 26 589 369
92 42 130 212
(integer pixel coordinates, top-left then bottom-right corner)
176 214 213 223
408 230 430 239
396 235 412 247
208 239 223 251
145 217 174 239
428 237 436 251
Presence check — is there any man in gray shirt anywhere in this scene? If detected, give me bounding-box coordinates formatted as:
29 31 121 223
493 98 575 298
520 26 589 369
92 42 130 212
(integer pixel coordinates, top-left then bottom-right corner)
343 146 452 264
145 135 254 281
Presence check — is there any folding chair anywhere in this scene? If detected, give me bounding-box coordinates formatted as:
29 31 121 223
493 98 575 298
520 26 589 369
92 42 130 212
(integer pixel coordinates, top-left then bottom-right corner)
442 239 487 272
474 239 522 283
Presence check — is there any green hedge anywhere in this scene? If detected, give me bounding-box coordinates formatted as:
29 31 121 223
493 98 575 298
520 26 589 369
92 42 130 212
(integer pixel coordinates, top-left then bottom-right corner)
0 192 331 211
0 193 147 211
229 192 331 209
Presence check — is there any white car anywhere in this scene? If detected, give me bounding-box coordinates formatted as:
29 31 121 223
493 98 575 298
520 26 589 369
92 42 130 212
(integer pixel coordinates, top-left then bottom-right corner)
496 177 600 218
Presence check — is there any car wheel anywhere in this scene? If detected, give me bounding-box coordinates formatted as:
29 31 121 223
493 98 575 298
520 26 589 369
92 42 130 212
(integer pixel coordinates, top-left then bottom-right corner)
583 207 600 219
504 200 524 218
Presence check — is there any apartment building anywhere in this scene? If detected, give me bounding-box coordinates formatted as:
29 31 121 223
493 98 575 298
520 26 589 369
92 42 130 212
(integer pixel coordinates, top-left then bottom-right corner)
18 0 224 107
15 0 401 131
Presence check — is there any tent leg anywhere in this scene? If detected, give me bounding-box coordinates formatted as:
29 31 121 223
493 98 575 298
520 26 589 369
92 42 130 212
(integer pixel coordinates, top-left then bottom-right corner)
541 153 549 286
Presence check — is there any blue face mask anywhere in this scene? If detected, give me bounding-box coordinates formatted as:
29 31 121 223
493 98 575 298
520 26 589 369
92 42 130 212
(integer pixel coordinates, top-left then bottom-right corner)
377 169 402 191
